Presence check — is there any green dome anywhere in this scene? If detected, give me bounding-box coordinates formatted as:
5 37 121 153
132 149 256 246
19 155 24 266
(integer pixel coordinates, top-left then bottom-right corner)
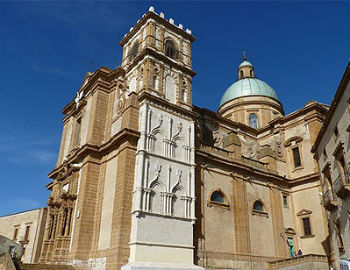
220 78 279 106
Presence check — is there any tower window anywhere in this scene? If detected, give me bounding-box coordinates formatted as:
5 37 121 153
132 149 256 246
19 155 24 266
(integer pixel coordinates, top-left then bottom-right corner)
249 113 258 129
165 40 177 59
210 190 225 203
292 147 301 168
283 195 288 207
129 40 139 62
240 70 243 78
253 200 264 212
250 70 252 77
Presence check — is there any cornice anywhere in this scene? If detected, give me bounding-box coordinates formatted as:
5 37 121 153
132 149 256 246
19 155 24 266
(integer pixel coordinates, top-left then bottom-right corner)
196 145 320 189
48 128 140 181
126 47 196 77
193 105 257 136
218 96 285 116
196 147 286 184
138 90 196 120
287 172 320 187
120 11 195 47
259 101 328 134
62 67 125 116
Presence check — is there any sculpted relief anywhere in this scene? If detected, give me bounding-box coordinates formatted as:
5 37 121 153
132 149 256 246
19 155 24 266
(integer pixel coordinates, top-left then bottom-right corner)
241 136 260 159
135 105 195 219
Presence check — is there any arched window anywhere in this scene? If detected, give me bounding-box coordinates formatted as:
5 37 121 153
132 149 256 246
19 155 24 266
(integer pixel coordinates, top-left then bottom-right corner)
250 70 253 77
129 40 139 62
165 40 177 59
249 113 258 129
210 190 225 203
240 70 243 78
253 200 264 211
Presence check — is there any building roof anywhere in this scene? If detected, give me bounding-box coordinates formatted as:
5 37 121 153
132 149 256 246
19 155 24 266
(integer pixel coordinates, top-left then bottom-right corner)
220 77 279 106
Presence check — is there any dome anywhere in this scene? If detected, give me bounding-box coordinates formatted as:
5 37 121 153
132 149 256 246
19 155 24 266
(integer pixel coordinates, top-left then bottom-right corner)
238 60 253 68
220 77 279 106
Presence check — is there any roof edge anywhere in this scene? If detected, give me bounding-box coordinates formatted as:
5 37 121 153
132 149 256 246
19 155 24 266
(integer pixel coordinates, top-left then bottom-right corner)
312 60 350 153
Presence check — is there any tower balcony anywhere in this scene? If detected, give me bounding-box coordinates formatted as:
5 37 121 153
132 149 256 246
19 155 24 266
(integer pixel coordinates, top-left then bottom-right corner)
322 189 339 211
333 173 350 199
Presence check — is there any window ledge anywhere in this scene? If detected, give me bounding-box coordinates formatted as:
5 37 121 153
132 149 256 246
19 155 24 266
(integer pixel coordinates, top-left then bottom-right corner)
19 240 29 245
292 166 303 173
300 234 315 239
207 201 230 209
252 209 269 218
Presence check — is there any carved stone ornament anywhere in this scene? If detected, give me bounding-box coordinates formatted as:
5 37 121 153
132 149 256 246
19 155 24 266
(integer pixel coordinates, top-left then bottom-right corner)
241 136 259 159
272 135 283 157
171 170 183 193
74 91 84 108
213 131 224 148
116 96 125 114
172 122 182 141
149 164 163 189
151 114 163 135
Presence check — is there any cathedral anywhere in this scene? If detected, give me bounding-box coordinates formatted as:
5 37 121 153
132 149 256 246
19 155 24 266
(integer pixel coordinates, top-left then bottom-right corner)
37 7 331 270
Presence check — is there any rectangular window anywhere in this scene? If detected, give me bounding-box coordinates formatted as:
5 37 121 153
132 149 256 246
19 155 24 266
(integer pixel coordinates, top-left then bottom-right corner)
292 147 301 168
24 225 30 242
13 228 18 240
283 195 288 207
302 217 312 236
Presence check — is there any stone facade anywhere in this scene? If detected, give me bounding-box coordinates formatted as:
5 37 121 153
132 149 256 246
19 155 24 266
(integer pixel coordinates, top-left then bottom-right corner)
0 208 47 263
194 100 329 269
313 62 350 270
36 7 332 270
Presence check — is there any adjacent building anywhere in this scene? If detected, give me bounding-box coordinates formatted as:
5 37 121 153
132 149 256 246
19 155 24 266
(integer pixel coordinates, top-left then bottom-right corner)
0 208 47 263
312 61 350 270
36 7 332 270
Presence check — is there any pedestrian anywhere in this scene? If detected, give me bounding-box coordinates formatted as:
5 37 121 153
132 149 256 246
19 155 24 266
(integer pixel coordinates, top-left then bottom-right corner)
297 249 303 256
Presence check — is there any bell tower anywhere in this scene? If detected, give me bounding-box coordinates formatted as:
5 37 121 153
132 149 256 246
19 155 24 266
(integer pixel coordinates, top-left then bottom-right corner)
121 7 202 270
119 6 195 108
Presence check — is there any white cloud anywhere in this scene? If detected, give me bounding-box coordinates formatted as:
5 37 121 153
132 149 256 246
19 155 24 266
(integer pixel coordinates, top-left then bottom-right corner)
0 124 57 165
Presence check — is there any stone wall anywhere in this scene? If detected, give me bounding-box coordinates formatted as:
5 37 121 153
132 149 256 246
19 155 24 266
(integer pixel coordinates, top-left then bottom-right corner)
0 208 47 263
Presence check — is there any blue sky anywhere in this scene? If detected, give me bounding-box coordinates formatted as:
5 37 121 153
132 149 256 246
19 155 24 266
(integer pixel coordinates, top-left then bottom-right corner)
0 1 349 216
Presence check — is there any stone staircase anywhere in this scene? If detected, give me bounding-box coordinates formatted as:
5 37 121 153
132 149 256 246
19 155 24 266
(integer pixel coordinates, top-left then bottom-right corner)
268 254 328 270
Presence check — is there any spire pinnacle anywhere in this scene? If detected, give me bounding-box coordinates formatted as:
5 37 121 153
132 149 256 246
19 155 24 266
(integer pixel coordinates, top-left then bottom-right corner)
243 50 247 61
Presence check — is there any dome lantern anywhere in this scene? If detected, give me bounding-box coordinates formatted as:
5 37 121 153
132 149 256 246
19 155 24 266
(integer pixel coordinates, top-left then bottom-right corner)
238 52 254 79
218 55 284 127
